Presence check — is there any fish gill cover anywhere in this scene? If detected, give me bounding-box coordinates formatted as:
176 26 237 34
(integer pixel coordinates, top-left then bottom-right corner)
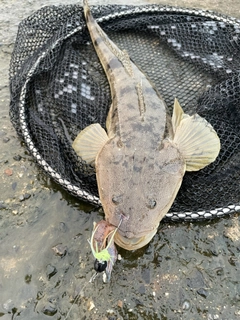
9 4 240 220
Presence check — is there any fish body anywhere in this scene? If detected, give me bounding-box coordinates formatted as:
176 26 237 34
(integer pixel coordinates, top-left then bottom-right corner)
73 1 220 251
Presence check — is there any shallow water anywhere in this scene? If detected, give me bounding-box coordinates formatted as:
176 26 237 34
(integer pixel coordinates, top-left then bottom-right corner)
1 0 240 319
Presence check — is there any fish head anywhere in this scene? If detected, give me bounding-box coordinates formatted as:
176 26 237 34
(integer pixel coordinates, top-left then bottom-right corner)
96 138 186 251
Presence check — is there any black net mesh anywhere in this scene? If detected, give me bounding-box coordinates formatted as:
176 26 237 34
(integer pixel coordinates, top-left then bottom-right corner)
9 4 240 220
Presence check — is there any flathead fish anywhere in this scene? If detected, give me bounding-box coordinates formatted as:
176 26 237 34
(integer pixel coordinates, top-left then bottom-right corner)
73 1 220 251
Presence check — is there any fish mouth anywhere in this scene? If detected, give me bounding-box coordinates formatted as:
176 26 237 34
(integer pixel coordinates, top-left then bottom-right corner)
114 228 157 251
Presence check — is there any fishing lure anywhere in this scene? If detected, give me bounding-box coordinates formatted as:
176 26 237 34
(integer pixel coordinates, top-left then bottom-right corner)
91 223 117 270
89 220 120 274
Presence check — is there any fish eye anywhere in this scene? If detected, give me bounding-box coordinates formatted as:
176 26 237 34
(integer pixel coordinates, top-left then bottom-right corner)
94 259 107 273
146 199 157 209
112 195 122 205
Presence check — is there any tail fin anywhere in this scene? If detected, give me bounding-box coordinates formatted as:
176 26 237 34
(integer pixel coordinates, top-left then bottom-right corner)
83 0 91 21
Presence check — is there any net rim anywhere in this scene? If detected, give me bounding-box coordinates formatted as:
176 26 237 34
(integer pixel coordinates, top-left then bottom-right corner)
17 4 240 220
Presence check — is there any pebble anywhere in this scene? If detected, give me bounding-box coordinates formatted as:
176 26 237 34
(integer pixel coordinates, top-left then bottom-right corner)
19 195 25 201
59 222 67 232
211 249 218 256
13 155 22 161
4 168 13 176
215 267 224 276
12 245 19 252
0 130 6 137
187 270 206 288
3 137 10 143
42 304 57 316
182 300 190 310
228 256 237 266
87 299 95 311
197 288 209 298
52 244 67 257
12 182 17 190
46 264 57 279
0 202 7 210
107 309 115 314
19 193 31 202
117 300 123 308
208 314 220 320
25 274 32 284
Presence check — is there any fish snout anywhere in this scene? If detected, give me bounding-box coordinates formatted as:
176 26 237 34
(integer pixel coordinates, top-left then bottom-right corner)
114 228 157 250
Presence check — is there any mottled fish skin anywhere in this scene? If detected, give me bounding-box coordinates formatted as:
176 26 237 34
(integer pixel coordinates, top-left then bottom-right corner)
83 1 185 250
80 1 220 251
84 1 172 144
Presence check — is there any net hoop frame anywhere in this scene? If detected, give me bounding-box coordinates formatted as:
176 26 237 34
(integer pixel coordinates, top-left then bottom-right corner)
16 4 240 220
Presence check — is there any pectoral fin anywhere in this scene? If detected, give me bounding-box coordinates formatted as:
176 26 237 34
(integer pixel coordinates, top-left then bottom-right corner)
72 123 109 164
173 112 221 171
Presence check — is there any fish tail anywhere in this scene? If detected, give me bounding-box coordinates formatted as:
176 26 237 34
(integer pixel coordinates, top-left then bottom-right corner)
83 0 89 8
83 0 91 22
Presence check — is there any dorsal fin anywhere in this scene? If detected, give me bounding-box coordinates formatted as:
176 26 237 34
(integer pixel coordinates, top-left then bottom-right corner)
172 98 190 135
136 81 146 120
121 49 133 77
